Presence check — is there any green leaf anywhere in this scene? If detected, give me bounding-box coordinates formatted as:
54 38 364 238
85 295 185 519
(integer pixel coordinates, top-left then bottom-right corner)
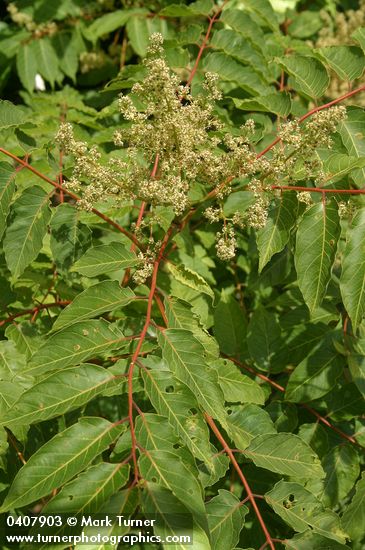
158 329 227 427
0 100 26 129
226 404 276 450
71 241 138 277
265 481 347 543
213 291 247 358
87 9 147 40
43 462 129 513
52 31 80 82
5 322 42 360
233 92 291 117
342 472 365 542
338 108 365 187
52 281 135 331
288 11 323 39
206 490 248 550
348 343 365 399
321 151 365 183
320 445 360 508
220 9 265 49
1 364 122 427
139 450 208 532
211 29 268 76
276 55 329 98
285 532 351 549
0 162 16 240
352 27 365 54
245 433 324 479
142 366 213 465
340 208 365 329
33 37 62 87
165 297 219 360
256 193 298 272
243 0 279 31
315 46 365 81
3 186 51 279
203 52 269 96
50 203 92 274
16 42 38 92
26 320 125 376
142 483 211 550
285 340 343 402
295 200 340 312
247 307 281 371
167 264 214 300
212 358 265 405
0 417 124 512
160 0 213 16
126 16 169 57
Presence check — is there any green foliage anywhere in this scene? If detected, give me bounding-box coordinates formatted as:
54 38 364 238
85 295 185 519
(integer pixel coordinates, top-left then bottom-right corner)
0 1 365 549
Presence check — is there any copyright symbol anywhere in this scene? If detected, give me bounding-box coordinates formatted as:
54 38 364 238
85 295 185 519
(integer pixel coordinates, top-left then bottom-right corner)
67 517 77 526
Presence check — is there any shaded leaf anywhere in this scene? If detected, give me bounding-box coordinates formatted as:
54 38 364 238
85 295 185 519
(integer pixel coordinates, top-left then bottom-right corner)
247 308 281 371
342 472 365 542
256 193 298 272
0 162 16 240
320 445 360 508
285 339 343 403
340 208 365 329
50 203 92 274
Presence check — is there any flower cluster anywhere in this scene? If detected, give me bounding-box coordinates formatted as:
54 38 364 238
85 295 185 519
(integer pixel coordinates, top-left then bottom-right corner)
79 51 107 74
315 1 365 104
56 34 348 273
8 3 57 37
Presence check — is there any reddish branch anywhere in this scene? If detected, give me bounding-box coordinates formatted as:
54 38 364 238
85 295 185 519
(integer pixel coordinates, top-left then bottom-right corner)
122 154 160 286
257 83 365 158
186 0 229 86
0 300 70 327
0 148 141 249
272 184 365 194
127 228 173 481
228 356 364 450
205 414 276 550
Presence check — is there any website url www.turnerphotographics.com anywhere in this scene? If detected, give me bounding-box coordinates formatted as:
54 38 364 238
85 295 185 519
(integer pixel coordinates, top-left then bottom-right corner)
2 514 193 546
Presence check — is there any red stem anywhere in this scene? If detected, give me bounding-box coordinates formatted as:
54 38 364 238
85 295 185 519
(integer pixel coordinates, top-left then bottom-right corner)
205 414 276 550
0 301 70 327
229 356 365 450
127 229 173 481
257 84 365 158
272 185 365 195
0 148 141 249
186 1 228 87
